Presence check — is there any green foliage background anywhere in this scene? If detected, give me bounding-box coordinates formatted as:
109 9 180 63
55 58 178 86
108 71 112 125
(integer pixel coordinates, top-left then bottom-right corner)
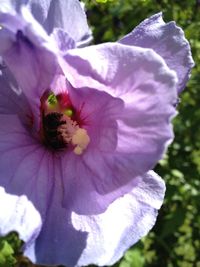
0 0 200 266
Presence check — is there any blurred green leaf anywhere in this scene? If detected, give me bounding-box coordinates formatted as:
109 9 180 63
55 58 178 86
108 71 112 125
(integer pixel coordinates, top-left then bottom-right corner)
0 239 15 267
120 248 145 267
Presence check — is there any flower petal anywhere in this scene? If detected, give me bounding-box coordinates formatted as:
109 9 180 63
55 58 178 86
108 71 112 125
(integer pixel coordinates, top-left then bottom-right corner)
58 44 176 214
0 7 59 90
51 28 75 53
0 187 42 247
0 7 60 127
2 0 92 46
64 43 178 101
0 113 87 265
0 67 31 122
119 13 194 93
41 0 92 43
25 171 165 266
72 171 165 266
24 159 88 266
61 149 162 215
68 85 123 151
59 83 170 215
0 114 54 220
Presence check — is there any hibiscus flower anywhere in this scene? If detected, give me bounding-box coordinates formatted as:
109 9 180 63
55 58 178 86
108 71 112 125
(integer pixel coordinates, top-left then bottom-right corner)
0 1 194 266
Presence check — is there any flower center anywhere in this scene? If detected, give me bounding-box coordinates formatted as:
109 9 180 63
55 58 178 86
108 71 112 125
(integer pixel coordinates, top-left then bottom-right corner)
40 91 90 155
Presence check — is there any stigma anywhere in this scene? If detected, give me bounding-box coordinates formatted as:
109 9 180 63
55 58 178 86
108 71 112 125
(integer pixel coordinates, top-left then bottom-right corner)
40 91 90 154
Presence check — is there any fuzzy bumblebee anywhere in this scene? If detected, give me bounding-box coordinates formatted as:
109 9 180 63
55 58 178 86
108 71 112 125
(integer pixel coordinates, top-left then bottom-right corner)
42 112 69 150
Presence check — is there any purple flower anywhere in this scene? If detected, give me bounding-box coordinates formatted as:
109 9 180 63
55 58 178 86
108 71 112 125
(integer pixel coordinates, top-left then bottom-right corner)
0 0 92 47
118 13 194 94
0 2 194 267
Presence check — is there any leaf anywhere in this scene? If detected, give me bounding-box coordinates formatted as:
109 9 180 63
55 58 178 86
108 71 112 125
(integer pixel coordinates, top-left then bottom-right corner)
120 248 145 267
0 240 16 267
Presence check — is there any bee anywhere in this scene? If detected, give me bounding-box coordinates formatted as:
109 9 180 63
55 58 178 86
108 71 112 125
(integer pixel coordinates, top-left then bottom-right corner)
42 112 68 150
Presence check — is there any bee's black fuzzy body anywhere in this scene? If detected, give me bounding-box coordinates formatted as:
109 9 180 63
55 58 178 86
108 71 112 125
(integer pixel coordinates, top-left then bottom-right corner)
43 112 67 150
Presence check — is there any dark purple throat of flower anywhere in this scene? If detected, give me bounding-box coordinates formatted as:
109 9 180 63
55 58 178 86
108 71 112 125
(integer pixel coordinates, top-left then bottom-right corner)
40 91 90 155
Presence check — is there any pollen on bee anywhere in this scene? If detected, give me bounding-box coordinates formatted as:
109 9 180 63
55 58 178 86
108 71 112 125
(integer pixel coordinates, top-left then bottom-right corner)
73 146 83 155
72 128 90 155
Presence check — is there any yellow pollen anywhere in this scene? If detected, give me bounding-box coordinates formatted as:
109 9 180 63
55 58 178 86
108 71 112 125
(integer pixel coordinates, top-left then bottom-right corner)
64 108 73 117
73 146 83 155
72 128 90 155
